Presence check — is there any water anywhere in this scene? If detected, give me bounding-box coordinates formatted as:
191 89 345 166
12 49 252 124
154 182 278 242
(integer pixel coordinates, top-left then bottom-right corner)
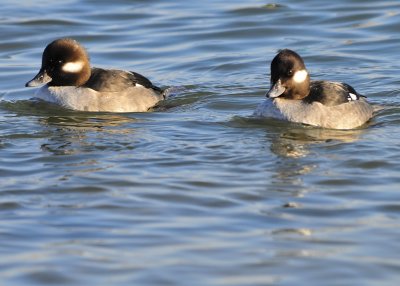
1 0 400 285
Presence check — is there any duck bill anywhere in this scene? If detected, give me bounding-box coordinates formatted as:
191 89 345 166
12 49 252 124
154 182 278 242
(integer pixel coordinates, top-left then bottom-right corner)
25 68 52 87
266 79 285 98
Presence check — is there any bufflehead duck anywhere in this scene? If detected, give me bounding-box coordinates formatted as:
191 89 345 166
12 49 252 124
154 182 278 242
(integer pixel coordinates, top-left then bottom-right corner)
26 38 165 112
254 49 374 129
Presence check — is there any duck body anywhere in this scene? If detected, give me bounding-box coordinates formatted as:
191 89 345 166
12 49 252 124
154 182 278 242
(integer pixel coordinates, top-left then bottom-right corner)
254 95 373 130
26 38 165 112
254 49 375 129
35 84 163 113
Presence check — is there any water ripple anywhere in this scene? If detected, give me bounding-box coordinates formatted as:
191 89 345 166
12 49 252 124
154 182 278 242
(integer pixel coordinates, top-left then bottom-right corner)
1 0 400 285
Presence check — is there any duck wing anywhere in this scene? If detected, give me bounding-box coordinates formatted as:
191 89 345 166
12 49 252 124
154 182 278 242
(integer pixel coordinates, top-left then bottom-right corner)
304 80 365 106
85 68 162 93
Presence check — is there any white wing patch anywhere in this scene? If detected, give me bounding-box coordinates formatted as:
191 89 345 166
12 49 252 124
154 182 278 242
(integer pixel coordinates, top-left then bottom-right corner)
62 61 84 73
293 69 308 83
348 93 358 101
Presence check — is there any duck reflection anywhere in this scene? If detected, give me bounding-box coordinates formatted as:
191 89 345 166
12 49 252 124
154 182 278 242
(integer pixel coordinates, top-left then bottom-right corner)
270 125 366 158
40 113 138 131
266 123 368 199
37 113 143 181
39 113 140 156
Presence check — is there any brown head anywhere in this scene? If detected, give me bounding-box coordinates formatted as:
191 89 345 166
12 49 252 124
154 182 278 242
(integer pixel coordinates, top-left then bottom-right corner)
266 49 311 100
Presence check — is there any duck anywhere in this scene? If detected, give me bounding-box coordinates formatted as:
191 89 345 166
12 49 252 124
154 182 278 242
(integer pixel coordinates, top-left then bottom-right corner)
254 49 374 129
25 38 166 112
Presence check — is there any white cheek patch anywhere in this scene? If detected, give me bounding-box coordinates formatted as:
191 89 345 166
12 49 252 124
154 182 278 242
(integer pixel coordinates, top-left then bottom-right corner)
293 69 308 83
62 61 84 73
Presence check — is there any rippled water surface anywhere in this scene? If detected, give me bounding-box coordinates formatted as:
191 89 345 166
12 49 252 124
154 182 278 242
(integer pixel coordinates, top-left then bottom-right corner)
1 0 400 285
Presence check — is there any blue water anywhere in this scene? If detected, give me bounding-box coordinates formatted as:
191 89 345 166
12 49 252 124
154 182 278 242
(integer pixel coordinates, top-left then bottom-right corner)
1 0 400 285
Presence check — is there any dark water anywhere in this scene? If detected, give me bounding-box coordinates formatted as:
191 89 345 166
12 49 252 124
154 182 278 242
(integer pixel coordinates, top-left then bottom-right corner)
1 0 400 285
